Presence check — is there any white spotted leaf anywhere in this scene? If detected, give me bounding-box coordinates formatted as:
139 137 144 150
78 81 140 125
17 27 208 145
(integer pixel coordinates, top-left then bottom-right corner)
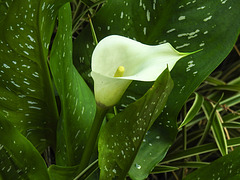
73 0 240 179
184 148 240 180
98 68 173 179
0 0 70 152
0 0 13 23
49 3 96 166
0 113 50 179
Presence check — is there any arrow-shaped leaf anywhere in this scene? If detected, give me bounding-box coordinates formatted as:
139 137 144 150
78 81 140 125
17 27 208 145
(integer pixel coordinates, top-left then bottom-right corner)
0 0 70 152
0 113 50 179
98 68 173 179
49 3 96 166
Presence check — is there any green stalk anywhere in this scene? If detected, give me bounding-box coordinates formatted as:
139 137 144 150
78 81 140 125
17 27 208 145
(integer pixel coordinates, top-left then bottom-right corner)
78 104 108 174
183 104 187 151
182 104 187 179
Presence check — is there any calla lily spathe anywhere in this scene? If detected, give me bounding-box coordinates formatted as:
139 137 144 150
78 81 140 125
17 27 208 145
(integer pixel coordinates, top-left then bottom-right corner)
91 35 190 107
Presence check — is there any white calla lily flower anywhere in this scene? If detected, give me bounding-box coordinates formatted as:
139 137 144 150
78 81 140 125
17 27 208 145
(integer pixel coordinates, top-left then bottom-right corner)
91 35 191 107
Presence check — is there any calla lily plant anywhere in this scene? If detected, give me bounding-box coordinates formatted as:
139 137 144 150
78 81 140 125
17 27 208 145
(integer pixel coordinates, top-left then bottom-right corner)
91 35 191 107
79 35 194 171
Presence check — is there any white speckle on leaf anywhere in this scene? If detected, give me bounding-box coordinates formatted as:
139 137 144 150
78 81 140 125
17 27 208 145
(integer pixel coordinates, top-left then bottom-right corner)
197 6 205 10
81 106 85 115
29 106 41 110
179 5 184 8
23 51 29 55
193 71 198 75
167 28 176 33
146 10 150 21
42 2 46 11
135 163 141 169
11 80 20 87
7 166 12 172
204 31 208 34
25 43 34 49
3 64 10 69
75 130 81 139
153 0 156 9
32 72 39 78
186 60 195 72
221 0 228 4
120 11 124 19
142 3 146 10
203 15 212 22
126 95 137 101
176 43 190 49
27 88 36 92
178 16 186 21
27 35 36 43
143 27 147 35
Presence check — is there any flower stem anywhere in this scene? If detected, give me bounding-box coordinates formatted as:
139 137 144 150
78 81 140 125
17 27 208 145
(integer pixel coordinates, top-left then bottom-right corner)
78 104 108 174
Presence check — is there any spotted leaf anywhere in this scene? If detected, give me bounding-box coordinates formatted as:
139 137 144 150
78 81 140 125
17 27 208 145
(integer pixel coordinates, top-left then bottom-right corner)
98 68 173 179
184 148 240 180
73 0 240 179
0 113 50 179
0 0 13 23
0 0 71 152
49 3 96 166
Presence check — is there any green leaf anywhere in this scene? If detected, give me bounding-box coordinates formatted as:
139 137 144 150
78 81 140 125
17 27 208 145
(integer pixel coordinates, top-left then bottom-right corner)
48 160 98 180
212 112 228 156
0 113 50 179
220 93 240 112
209 84 240 92
202 98 228 156
98 68 173 179
48 165 78 180
204 76 226 86
162 137 240 163
223 122 240 128
184 148 240 180
151 165 179 174
49 3 96 166
73 0 240 179
170 161 210 168
0 0 70 152
0 0 13 23
73 160 99 180
179 93 204 128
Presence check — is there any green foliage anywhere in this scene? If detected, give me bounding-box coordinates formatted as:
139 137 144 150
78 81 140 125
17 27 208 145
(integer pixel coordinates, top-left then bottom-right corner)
202 98 228 156
162 137 240 164
49 160 99 180
73 0 240 179
151 165 179 174
98 68 173 179
184 148 240 180
179 93 204 128
0 0 70 152
49 3 96 166
0 0 240 179
0 114 50 180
